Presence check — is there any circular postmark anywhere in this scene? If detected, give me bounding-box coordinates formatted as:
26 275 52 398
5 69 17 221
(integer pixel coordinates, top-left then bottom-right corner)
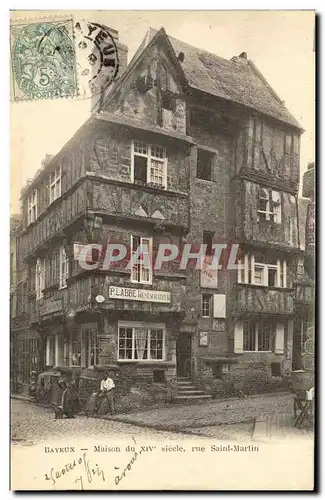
74 20 119 99
11 21 77 100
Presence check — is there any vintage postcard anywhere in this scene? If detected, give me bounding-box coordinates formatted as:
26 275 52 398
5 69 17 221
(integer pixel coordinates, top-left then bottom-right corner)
10 10 315 491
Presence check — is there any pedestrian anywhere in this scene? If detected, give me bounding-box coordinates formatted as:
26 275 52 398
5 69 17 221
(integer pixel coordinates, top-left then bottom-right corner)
55 378 79 419
94 372 115 416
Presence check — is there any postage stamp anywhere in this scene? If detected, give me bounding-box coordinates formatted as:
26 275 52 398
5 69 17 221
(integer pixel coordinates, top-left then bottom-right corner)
10 17 120 103
10 18 78 101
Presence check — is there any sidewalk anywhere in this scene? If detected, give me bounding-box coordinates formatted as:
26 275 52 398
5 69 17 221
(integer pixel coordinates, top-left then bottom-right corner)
104 392 294 432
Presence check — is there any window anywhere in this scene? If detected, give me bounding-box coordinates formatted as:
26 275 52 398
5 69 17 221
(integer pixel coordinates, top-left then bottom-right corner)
59 247 69 289
132 141 167 188
238 253 287 288
85 330 99 367
70 331 81 366
257 188 282 223
197 149 214 181
203 231 214 256
118 323 165 361
49 166 61 204
243 321 274 352
46 335 56 366
162 94 176 112
201 294 212 317
36 258 46 299
130 235 152 284
28 190 38 224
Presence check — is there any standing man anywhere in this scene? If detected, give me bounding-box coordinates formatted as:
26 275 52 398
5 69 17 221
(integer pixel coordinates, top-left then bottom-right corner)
94 372 115 416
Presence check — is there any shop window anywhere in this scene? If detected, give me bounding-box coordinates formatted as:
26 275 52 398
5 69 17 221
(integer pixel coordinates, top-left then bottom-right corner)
118 323 165 361
197 149 214 181
70 331 82 366
46 335 56 366
243 321 274 352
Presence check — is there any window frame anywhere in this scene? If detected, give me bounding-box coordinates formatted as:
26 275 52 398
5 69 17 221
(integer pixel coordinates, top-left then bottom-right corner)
238 254 287 288
243 320 274 353
131 141 168 189
28 189 38 225
117 321 166 362
59 246 69 290
35 257 46 300
257 188 282 224
201 293 212 318
130 235 153 285
49 166 62 204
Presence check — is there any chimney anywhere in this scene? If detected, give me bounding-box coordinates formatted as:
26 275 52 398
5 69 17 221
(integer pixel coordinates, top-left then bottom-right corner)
239 52 247 59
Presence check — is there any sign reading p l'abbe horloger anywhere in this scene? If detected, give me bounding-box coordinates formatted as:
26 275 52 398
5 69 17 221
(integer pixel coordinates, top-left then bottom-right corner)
109 286 171 303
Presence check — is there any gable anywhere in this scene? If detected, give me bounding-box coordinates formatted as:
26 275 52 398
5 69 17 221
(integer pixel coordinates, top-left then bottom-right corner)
102 40 187 135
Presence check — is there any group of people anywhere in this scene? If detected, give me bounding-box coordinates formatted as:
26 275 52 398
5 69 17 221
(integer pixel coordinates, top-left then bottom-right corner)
56 372 115 419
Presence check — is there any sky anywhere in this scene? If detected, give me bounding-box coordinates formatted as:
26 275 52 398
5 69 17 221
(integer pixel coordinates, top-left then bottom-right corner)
10 10 315 214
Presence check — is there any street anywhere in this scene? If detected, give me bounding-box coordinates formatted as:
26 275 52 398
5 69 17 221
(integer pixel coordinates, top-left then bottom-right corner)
11 398 254 446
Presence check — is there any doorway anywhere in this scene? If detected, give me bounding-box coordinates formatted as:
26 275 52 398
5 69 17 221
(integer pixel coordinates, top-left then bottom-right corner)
176 333 192 377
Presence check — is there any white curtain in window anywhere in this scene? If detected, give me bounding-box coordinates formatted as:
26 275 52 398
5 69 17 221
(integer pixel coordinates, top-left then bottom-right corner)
134 328 148 360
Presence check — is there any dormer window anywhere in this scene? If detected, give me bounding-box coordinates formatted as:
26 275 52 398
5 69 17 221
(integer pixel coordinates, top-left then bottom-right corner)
28 190 38 224
49 166 61 204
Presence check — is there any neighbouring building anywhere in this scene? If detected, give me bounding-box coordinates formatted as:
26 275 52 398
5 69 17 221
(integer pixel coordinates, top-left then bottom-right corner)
13 27 306 407
292 163 315 370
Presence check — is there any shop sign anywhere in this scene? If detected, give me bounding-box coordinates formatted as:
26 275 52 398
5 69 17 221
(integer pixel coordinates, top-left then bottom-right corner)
109 286 171 303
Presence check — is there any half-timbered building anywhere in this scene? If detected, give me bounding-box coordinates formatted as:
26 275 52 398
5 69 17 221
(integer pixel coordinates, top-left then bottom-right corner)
13 26 306 406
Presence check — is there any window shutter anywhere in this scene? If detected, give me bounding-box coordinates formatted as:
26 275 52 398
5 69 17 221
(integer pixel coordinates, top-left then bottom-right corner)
213 294 226 318
275 322 285 354
234 321 243 353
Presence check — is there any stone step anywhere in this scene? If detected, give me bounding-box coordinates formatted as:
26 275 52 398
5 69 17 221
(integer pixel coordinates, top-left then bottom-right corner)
172 394 212 403
176 384 197 389
177 390 206 395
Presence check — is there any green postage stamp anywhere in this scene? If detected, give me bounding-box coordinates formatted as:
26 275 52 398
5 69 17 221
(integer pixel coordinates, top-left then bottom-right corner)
10 17 78 101
10 16 120 103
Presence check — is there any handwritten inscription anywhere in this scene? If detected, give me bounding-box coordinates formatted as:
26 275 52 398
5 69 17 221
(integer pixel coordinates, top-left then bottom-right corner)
44 452 105 490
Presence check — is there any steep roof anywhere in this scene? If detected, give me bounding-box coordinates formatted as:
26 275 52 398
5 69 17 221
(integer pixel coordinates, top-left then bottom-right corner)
133 27 302 130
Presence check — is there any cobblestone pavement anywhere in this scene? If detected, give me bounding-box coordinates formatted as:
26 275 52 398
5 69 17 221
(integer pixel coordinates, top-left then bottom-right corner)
108 393 295 430
11 399 253 445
